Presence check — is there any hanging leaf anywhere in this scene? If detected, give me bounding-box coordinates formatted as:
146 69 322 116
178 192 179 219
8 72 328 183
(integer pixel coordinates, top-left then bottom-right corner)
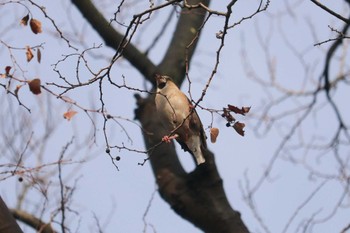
222 108 235 122
26 46 34 62
233 122 245 136
227 104 251 116
210 127 219 143
20 14 30 26
37 48 41 63
29 18 42 34
28 78 41 95
242 106 251 114
63 111 77 121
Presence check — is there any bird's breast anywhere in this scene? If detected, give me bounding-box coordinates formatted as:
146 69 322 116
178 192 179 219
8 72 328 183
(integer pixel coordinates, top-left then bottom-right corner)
155 92 189 130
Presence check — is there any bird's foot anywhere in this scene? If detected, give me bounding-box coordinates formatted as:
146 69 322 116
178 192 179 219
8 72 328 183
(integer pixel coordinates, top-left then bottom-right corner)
162 135 178 143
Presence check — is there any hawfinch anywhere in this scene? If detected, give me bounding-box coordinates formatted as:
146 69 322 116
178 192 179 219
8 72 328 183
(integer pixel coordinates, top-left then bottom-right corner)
155 74 207 165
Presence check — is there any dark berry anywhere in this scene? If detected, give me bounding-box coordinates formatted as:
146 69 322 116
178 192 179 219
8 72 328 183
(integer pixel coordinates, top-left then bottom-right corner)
105 148 110 153
115 156 121 161
226 122 231 127
18 177 23 182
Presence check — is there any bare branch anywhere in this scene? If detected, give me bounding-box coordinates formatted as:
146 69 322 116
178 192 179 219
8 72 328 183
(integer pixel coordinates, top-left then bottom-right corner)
71 0 157 81
310 0 350 24
11 209 55 233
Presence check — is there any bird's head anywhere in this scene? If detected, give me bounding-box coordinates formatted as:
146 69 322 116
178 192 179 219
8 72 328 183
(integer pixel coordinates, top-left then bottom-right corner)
155 74 173 90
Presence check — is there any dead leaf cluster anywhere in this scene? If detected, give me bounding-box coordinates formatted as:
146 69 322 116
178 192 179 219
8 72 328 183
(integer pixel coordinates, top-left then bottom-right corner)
20 14 43 34
222 104 251 137
25 46 41 63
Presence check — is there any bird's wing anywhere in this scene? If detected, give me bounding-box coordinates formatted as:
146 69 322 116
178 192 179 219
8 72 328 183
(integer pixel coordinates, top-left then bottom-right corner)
186 98 207 149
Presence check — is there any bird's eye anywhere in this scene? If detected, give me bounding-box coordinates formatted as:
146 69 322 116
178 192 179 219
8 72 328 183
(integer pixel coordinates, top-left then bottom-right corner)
158 82 166 89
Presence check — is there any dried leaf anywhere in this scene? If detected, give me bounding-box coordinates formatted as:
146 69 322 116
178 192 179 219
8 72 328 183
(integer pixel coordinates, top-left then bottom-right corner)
222 108 235 122
37 48 41 63
233 122 245 136
30 18 42 34
20 14 30 26
210 127 219 143
5 66 11 75
63 111 77 121
242 106 251 114
26 46 34 62
15 85 23 96
227 104 251 116
226 112 235 122
28 78 41 95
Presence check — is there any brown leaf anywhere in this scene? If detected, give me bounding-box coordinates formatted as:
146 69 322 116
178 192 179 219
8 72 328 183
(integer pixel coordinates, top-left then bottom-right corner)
242 106 251 114
233 122 245 136
5 66 11 75
29 18 42 34
28 78 41 95
37 48 41 63
210 127 219 143
26 46 34 62
20 14 30 26
222 108 235 122
63 111 77 121
227 104 251 116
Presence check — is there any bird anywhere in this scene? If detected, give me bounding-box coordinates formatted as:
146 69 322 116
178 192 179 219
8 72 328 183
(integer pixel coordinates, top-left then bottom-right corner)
154 74 207 165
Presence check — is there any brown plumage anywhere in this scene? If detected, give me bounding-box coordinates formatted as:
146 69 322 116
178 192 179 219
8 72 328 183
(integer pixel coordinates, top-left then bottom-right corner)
154 74 207 165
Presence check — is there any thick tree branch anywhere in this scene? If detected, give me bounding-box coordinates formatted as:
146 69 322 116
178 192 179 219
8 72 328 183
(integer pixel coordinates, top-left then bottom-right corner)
72 0 249 231
135 94 249 233
158 0 210 85
71 0 157 81
11 209 55 233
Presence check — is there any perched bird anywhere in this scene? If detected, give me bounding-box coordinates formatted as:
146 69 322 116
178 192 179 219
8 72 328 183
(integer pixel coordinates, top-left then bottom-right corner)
154 74 207 165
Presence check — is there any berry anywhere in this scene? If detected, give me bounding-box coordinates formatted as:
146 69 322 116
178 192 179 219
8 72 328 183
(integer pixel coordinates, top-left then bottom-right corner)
226 122 231 127
115 156 121 161
105 148 110 153
18 177 23 182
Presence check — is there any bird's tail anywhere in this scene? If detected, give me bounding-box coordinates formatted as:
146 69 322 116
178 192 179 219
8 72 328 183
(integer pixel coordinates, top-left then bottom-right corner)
193 147 205 165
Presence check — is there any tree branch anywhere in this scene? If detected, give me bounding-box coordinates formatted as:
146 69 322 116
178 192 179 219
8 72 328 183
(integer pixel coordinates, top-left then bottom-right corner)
11 209 55 233
71 0 157 81
72 0 249 231
310 0 350 24
158 0 210 85
135 93 249 232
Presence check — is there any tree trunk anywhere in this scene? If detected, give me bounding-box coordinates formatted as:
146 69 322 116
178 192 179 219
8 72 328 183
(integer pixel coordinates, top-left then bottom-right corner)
135 95 249 233
0 196 23 233
72 0 250 231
